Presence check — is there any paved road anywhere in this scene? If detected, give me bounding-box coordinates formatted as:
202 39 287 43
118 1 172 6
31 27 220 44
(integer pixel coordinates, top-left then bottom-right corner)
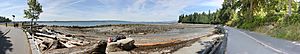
0 26 30 54
225 26 300 54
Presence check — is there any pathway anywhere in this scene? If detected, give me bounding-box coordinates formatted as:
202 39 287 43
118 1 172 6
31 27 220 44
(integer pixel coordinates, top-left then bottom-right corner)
0 26 30 54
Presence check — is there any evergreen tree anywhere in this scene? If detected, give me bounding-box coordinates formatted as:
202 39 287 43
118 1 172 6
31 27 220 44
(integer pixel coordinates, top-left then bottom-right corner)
0 16 12 22
24 0 43 29
298 2 300 14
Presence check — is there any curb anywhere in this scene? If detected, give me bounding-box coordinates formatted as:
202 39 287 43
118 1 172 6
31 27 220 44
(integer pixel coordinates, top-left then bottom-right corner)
23 29 41 54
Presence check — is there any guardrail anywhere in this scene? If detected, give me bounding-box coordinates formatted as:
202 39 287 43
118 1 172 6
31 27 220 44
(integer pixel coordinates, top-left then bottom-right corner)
201 25 228 54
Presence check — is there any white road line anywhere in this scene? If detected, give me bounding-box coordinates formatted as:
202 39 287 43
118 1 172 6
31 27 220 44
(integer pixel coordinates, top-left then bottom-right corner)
230 27 287 54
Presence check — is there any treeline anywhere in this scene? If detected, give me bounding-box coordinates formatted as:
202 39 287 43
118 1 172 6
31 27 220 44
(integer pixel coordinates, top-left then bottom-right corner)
178 11 222 24
179 0 300 29
0 16 12 22
220 0 300 30
179 0 300 40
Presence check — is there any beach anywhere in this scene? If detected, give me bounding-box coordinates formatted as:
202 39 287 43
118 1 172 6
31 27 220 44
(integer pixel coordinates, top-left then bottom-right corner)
37 24 217 54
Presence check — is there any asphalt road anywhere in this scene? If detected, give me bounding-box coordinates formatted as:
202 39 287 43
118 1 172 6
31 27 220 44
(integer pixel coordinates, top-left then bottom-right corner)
225 26 300 54
0 26 30 54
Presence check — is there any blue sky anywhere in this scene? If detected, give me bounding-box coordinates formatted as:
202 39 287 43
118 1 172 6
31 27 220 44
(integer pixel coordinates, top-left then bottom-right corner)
0 0 224 22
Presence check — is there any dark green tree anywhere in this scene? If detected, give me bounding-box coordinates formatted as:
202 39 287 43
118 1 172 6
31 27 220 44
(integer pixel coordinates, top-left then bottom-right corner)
24 0 43 29
0 16 12 22
298 2 300 14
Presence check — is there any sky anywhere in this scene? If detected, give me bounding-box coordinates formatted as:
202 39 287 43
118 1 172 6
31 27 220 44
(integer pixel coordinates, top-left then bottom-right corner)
1 0 224 22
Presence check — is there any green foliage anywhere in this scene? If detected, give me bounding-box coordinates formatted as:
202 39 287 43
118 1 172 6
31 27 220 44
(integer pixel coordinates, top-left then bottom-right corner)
178 10 221 24
266 14 300 41
24 0 43 27
298 2 300 13
270 23 300 41
286 14 300 24
0 16 12 22
234 0 300 41
178 11 222 24
178 0 300 41
24 0 43 20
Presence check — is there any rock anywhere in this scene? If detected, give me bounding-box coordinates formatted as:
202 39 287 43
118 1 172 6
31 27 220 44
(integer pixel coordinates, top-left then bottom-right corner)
111 35 126 42
118 38 135 50
91 40 107 54
65 34 72 37
161 50 171 54
106 42 122 53
106 38 135 53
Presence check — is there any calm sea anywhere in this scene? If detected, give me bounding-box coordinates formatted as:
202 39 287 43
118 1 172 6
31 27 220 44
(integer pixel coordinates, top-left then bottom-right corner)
37 21 175 26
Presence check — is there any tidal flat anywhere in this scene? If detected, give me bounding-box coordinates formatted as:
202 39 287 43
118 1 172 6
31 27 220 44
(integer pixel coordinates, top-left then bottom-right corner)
42 24 215 53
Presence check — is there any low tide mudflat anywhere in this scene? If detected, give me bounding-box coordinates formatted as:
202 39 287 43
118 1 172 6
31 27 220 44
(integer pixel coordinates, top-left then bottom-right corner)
48 24 214 44
42 24 215 53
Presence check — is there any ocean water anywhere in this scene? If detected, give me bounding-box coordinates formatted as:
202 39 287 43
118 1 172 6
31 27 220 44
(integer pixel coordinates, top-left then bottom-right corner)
37 21 174 26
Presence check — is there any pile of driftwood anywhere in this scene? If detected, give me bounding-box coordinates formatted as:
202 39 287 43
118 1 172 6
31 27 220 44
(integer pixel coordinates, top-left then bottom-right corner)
30 27 91 51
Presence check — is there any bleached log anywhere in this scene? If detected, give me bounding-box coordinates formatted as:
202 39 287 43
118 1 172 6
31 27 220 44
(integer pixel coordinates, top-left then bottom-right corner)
59 41 76 48
35 33 56 38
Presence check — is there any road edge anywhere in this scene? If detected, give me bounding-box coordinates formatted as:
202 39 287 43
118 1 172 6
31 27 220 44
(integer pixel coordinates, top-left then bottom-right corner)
23 29 42 54
228 27 287 54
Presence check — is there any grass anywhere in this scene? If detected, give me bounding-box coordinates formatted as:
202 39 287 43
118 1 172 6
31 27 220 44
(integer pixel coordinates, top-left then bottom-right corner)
255 23 300 41
271 23 300 41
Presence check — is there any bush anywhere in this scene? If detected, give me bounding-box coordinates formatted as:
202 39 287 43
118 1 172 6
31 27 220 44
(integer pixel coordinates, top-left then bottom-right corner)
271 23 300 41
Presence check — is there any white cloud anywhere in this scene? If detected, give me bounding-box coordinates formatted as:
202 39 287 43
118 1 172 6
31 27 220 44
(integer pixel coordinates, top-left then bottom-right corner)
39 0 87 21
199 0 224 8
93 0 210 21
0 0 27 21
0 0 224 21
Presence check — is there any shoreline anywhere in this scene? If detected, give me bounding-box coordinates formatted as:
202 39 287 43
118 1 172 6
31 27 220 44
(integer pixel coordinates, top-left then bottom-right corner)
3 23 216 54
